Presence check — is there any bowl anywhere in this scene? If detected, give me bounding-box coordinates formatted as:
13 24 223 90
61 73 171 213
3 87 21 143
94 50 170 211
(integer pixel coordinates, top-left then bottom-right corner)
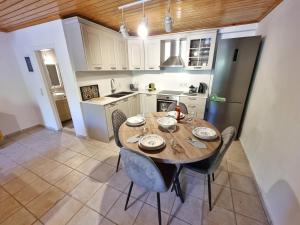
156 117 177 129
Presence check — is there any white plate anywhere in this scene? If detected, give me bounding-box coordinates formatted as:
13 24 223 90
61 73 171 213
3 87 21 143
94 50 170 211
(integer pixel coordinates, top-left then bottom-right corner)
127 116 145 124
192 127 217 140
167 111 185 119
138 134 166 150
157 117 177 129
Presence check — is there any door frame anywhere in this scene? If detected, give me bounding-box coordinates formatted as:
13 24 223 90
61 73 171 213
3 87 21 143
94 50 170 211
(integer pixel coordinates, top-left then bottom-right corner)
34 49 63 131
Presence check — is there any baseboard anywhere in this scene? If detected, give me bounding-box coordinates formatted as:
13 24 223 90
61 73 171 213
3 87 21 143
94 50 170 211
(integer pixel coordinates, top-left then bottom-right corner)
239 138 273 225
4 124 44 138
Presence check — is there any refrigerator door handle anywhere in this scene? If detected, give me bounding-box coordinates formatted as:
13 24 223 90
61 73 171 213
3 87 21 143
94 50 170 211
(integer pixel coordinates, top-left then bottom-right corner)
210 94 227 102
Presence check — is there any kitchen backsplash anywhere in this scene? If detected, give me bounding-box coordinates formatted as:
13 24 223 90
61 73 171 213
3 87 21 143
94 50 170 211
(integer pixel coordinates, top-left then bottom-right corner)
76 70 213 99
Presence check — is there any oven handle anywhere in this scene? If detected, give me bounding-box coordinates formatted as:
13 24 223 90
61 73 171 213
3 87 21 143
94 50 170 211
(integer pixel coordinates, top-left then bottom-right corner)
157 99 176 103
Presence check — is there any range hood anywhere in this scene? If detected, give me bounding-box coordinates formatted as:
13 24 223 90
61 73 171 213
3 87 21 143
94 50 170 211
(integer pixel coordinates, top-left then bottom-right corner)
160 39 185 68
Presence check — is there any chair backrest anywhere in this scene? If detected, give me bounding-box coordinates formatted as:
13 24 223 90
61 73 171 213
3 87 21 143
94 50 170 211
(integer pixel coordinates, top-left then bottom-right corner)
120 148 169 192
208 126 236 173
167 102 188 114
112 109 127 148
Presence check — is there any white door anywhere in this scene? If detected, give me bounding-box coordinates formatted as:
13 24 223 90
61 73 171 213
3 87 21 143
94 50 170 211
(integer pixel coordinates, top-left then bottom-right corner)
144 39 161 70
82 25 103 70
140 94 157 113
116 38 128 70
100 32 117 70
128 39 144 70
118 99 130 117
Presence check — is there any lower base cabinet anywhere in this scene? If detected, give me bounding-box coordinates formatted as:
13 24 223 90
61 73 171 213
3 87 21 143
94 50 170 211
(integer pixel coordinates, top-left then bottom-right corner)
179 96 206 119
81 94 140 143
55 99 71 122
139 93 157 113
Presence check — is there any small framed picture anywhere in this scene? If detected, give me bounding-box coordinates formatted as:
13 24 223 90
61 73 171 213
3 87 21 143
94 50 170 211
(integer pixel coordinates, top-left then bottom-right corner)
24 56 34 72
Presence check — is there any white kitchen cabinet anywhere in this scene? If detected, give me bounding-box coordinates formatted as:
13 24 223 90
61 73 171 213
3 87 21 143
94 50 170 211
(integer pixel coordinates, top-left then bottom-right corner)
186 30 217 70
180 96 207 119
144 39 161 70
128 95 140 116
105 102 119 137
118 99 130 117
128 39 144 70
100 32 117 70
81 25 103 70
140 93 157 113
116 38 128 70
63 17 128 71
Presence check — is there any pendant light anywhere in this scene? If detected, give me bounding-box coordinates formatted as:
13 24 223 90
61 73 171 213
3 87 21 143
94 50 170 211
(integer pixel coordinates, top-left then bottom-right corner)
137 1 148 39
164 0 173 33
120 8 129 38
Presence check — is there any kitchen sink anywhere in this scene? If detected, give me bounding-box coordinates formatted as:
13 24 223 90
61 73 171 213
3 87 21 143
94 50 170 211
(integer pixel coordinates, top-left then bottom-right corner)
106 91 134 98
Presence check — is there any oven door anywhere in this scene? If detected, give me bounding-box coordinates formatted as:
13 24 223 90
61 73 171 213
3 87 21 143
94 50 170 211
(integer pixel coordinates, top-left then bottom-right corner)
157 99 176 112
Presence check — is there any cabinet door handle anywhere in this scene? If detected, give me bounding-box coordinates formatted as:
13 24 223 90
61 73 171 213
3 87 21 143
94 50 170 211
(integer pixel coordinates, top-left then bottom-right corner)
189 105 196 108
94 66 102 70
188 97 197 100
148 67 154 70
111 67 116 70
123 99 128 102
122 67 127 70
194 66 202 69
134 67 140 70
146 94 152 96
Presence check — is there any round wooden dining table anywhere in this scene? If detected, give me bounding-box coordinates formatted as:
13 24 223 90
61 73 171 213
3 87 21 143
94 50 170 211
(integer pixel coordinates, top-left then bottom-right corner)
119 112 222 164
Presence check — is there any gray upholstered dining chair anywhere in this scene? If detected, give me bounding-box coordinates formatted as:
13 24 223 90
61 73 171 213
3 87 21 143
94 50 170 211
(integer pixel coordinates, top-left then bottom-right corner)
174 126 236 211
167 102 188 114
120 148 183 225
112 109 127 172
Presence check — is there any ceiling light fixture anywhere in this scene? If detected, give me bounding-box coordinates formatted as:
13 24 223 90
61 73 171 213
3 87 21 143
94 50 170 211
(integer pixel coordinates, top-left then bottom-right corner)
137 1 148 39
164 0 173 33
120 8 129 38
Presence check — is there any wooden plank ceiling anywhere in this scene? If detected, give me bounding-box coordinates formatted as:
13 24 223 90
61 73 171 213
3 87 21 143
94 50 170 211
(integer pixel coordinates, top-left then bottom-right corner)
0 0 282 34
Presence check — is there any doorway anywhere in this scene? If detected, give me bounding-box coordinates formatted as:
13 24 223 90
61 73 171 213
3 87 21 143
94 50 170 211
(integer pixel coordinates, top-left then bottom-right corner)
37 49 74 133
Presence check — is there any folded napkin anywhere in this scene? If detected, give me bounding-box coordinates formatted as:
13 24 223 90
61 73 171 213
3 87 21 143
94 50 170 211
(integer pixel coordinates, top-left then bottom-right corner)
187 139 207 149
127 134 142 143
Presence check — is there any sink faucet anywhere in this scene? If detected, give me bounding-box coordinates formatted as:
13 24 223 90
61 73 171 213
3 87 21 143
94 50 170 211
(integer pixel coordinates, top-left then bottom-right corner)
111 79 116 93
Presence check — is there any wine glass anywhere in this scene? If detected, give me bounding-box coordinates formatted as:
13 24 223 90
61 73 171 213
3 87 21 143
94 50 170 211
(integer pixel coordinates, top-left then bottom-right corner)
167 125 177 147
189 111 197 129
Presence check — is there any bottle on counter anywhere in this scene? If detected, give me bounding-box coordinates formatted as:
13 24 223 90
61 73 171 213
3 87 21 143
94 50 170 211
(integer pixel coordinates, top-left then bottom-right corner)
175 100 181 121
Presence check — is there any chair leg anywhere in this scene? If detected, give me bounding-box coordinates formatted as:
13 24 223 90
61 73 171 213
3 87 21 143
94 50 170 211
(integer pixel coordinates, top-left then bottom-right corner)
125 181 133 210
171 165 183 192
116 154 121 172
207 174 212 211
175 177 184 203
212 173 215 181
157 193 162 225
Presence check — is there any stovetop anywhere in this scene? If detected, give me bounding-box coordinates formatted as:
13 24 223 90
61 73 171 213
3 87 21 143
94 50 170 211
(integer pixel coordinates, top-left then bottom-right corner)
158 90 183 95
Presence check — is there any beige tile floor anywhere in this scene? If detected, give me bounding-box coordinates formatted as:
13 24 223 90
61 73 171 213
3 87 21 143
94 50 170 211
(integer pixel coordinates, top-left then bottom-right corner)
0 127 270 225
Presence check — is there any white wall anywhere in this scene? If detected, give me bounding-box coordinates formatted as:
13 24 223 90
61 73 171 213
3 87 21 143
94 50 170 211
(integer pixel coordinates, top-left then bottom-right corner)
0 32 42 135
240 1 300 224
10 20 87 136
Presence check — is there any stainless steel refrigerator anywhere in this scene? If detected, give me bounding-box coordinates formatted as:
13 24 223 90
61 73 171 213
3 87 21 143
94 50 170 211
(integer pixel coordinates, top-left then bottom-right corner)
205 36 261 138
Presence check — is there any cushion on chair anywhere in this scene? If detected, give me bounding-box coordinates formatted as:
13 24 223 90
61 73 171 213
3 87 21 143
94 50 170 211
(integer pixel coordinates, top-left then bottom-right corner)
182 126 236 175
120 148 177 193
112 109 127 148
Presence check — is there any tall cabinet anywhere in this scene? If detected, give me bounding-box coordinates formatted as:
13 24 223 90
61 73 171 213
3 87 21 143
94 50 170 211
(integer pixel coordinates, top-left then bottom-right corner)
63 17 128 71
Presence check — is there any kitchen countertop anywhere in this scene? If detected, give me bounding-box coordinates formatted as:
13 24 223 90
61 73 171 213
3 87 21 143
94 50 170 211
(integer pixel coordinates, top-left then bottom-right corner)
81 90 208 106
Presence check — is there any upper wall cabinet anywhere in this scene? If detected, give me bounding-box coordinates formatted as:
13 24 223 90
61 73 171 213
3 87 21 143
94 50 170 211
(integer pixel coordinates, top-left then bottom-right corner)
63 17 128 71
128 39 144 70
127 38 161 71
144 39 161 70
81 25 103 70
185 30 217 70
